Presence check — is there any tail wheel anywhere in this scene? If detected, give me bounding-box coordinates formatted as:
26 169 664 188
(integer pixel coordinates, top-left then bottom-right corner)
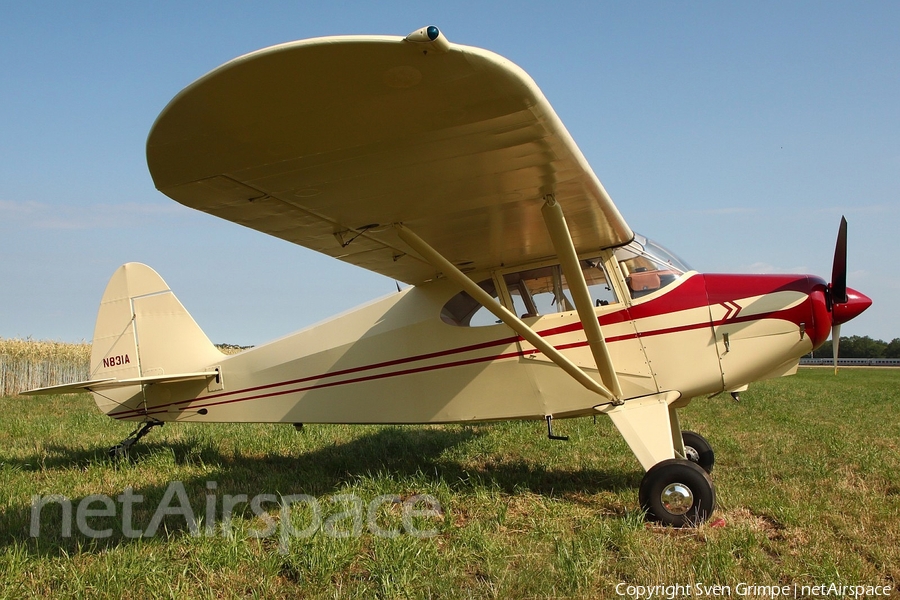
681 430 714 473
639 459 716 527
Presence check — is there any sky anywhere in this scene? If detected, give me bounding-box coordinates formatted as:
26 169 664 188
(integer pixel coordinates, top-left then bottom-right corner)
1 1 897 346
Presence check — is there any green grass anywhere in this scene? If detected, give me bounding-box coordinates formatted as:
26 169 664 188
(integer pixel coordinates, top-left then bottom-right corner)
2 369 899 598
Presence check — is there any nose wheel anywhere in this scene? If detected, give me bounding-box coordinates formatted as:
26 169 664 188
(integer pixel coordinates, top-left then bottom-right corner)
639 459 716 527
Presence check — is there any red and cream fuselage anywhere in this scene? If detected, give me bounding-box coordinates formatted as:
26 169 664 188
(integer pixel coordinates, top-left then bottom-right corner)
92 242 867 432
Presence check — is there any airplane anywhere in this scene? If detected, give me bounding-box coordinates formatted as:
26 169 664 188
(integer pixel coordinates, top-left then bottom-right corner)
24 26 871 527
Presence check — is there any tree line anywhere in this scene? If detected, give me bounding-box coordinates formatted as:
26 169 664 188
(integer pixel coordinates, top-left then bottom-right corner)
811 336 900 359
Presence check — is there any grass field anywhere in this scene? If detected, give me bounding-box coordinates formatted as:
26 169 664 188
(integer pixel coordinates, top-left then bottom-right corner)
1 369 898 599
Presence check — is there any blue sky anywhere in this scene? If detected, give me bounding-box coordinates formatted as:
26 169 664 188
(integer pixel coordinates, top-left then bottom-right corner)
1 1 897 345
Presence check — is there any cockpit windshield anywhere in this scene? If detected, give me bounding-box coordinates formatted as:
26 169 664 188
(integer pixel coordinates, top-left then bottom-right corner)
615 234 692 299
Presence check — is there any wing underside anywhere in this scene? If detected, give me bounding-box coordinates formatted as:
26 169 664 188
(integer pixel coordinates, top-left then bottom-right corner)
147 34 632 284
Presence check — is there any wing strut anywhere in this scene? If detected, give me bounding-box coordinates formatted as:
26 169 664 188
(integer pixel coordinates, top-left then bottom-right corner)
541 195 623 400
395 223 621 405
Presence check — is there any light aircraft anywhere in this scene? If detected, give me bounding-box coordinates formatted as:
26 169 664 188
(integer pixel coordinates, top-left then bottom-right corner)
25 27 871 527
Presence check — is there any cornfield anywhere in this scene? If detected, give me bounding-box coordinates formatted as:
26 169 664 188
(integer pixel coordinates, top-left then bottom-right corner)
0 337 90 397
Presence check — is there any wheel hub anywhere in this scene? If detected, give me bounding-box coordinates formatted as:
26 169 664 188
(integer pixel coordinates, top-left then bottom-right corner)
684 445 700 463
661 483 694 515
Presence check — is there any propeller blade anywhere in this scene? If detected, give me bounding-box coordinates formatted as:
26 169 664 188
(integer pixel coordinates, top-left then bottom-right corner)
832 324 841 375
831 216 848 305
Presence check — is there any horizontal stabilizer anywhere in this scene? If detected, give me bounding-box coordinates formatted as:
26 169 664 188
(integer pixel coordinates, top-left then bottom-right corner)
21 372 217 396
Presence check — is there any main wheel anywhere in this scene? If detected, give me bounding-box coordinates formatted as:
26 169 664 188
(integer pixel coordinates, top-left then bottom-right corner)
681 430 714 473
639 459 716 527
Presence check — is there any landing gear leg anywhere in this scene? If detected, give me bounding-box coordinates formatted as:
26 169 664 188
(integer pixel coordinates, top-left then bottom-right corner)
599 394 718 527
108 420 163 459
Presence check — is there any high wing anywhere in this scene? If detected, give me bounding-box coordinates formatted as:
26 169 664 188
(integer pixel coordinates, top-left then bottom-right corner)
147 31 632 284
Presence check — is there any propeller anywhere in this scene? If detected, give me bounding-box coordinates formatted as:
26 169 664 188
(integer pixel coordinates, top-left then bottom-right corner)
829 217 848 374
831 217 848 305
819 217 871 373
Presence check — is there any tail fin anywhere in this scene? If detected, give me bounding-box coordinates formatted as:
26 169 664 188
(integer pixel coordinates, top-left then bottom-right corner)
89 263 223 415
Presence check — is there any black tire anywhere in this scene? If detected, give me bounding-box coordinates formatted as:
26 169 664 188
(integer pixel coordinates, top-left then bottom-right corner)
639 459 716 527
681 430 714 473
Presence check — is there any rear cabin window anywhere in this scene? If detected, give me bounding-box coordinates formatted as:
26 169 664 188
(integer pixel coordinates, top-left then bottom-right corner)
440 279 501 327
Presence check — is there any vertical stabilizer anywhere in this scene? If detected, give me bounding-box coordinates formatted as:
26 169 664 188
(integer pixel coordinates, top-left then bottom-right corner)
90 263 223 415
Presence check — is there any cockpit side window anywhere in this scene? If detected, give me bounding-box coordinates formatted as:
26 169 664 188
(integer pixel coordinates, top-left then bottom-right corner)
504 260 619 317
579 258 618 307
441 258 620 326
504 265 573 318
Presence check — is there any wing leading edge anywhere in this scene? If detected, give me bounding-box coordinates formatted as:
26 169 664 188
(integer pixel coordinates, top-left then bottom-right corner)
147 31 632 284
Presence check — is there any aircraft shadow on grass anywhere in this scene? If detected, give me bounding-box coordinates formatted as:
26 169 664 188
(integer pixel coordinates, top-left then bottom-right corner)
4 425 641 556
